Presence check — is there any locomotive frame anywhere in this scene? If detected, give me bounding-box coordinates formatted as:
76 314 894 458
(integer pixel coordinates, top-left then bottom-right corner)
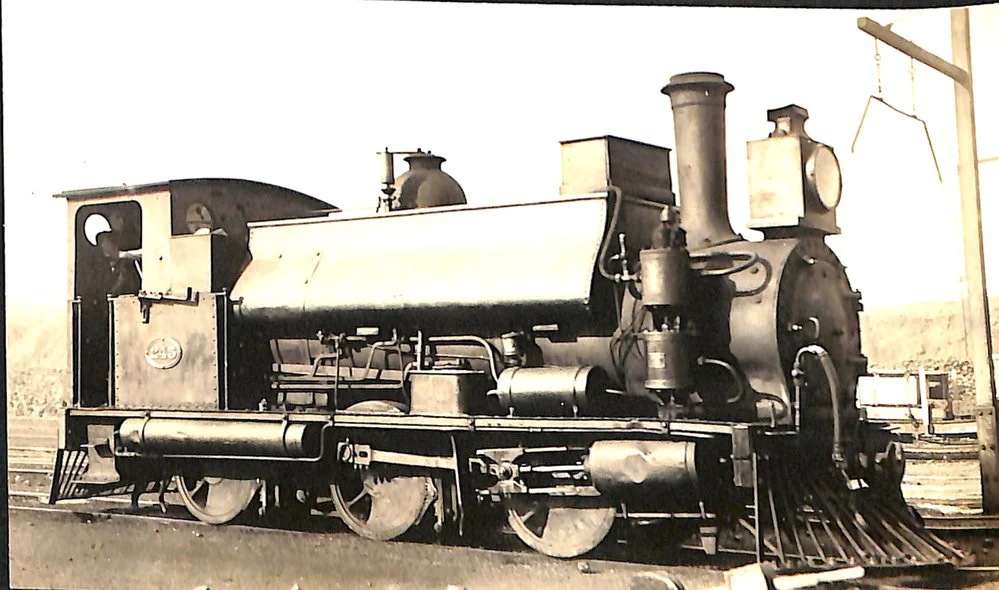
50 71 964 571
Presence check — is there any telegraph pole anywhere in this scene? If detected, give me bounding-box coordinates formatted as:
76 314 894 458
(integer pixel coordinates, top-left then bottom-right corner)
858 9 999 513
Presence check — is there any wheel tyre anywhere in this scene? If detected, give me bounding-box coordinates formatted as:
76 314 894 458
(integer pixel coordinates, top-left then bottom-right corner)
175 475 261 525
330 400 435 541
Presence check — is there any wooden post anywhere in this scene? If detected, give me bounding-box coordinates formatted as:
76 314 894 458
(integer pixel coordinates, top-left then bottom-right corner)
858 9 999 512
919 366 931 435
951 8 999 513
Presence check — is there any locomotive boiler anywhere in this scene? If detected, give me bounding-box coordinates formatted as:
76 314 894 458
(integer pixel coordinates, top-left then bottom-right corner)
52 72 963 569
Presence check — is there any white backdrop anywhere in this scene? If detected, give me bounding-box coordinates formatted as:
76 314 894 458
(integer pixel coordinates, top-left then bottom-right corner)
4 2 998 310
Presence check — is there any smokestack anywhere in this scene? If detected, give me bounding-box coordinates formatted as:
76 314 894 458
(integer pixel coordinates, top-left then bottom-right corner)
662 72 739 249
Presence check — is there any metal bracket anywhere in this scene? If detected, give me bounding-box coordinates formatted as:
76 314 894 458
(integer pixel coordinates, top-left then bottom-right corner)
449 435 465 537
471 446 600 498
976 405 999 512
337 442 457 470
338 442 372 467
138 288 197 303
469 451 524 496
137 288 198 324
732 426 754 488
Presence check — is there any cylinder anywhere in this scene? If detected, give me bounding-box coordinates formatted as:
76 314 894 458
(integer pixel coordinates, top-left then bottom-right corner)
379 149 395 185
501 332 522 367
642 329 691 391
639 247 690 307
494 366 607 417
661 72 738 250
586 440 697 496
118 418 319 458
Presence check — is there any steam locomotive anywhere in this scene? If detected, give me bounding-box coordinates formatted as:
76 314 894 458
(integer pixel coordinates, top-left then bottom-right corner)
52 72 963 569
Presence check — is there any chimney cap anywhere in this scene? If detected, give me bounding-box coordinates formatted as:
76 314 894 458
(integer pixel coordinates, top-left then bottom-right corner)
766 105 810 137
661 72 734 97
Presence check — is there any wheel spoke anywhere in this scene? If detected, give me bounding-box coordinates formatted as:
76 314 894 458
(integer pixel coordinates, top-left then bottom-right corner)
506 498 615 559
205 480 231 513
191 480 210 506
191 480 205 494
346 487 369 509
176 476 259 526
330 401 435 541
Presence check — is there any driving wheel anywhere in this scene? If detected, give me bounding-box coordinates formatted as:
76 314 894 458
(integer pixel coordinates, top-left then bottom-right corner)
330 400 435 541
506 495 616 558
176 475 261 525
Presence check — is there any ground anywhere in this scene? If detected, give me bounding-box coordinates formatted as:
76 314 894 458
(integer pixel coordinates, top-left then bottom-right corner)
8 506 728 590
9 502 999 590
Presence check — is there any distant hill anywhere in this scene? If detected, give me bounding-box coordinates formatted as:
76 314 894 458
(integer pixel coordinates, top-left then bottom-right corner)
858 298 997 416
860 297 999 367
6 302 69 417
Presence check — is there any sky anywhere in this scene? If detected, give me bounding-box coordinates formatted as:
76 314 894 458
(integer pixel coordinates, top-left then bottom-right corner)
3 1 998 311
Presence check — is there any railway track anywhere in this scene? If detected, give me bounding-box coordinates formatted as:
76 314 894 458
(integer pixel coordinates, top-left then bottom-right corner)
8 417 60 503
7 418 162 507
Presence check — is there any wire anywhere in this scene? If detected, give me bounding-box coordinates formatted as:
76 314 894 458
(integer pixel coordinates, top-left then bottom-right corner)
794 345 845 467
886 10 930 29
691 251 760 277
609 299 648 381
698 357 744 405
874 39 883 99
757 392 789 420
597 186 626 283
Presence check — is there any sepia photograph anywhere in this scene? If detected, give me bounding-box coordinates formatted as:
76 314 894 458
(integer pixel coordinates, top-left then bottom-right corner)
4 1 999 588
